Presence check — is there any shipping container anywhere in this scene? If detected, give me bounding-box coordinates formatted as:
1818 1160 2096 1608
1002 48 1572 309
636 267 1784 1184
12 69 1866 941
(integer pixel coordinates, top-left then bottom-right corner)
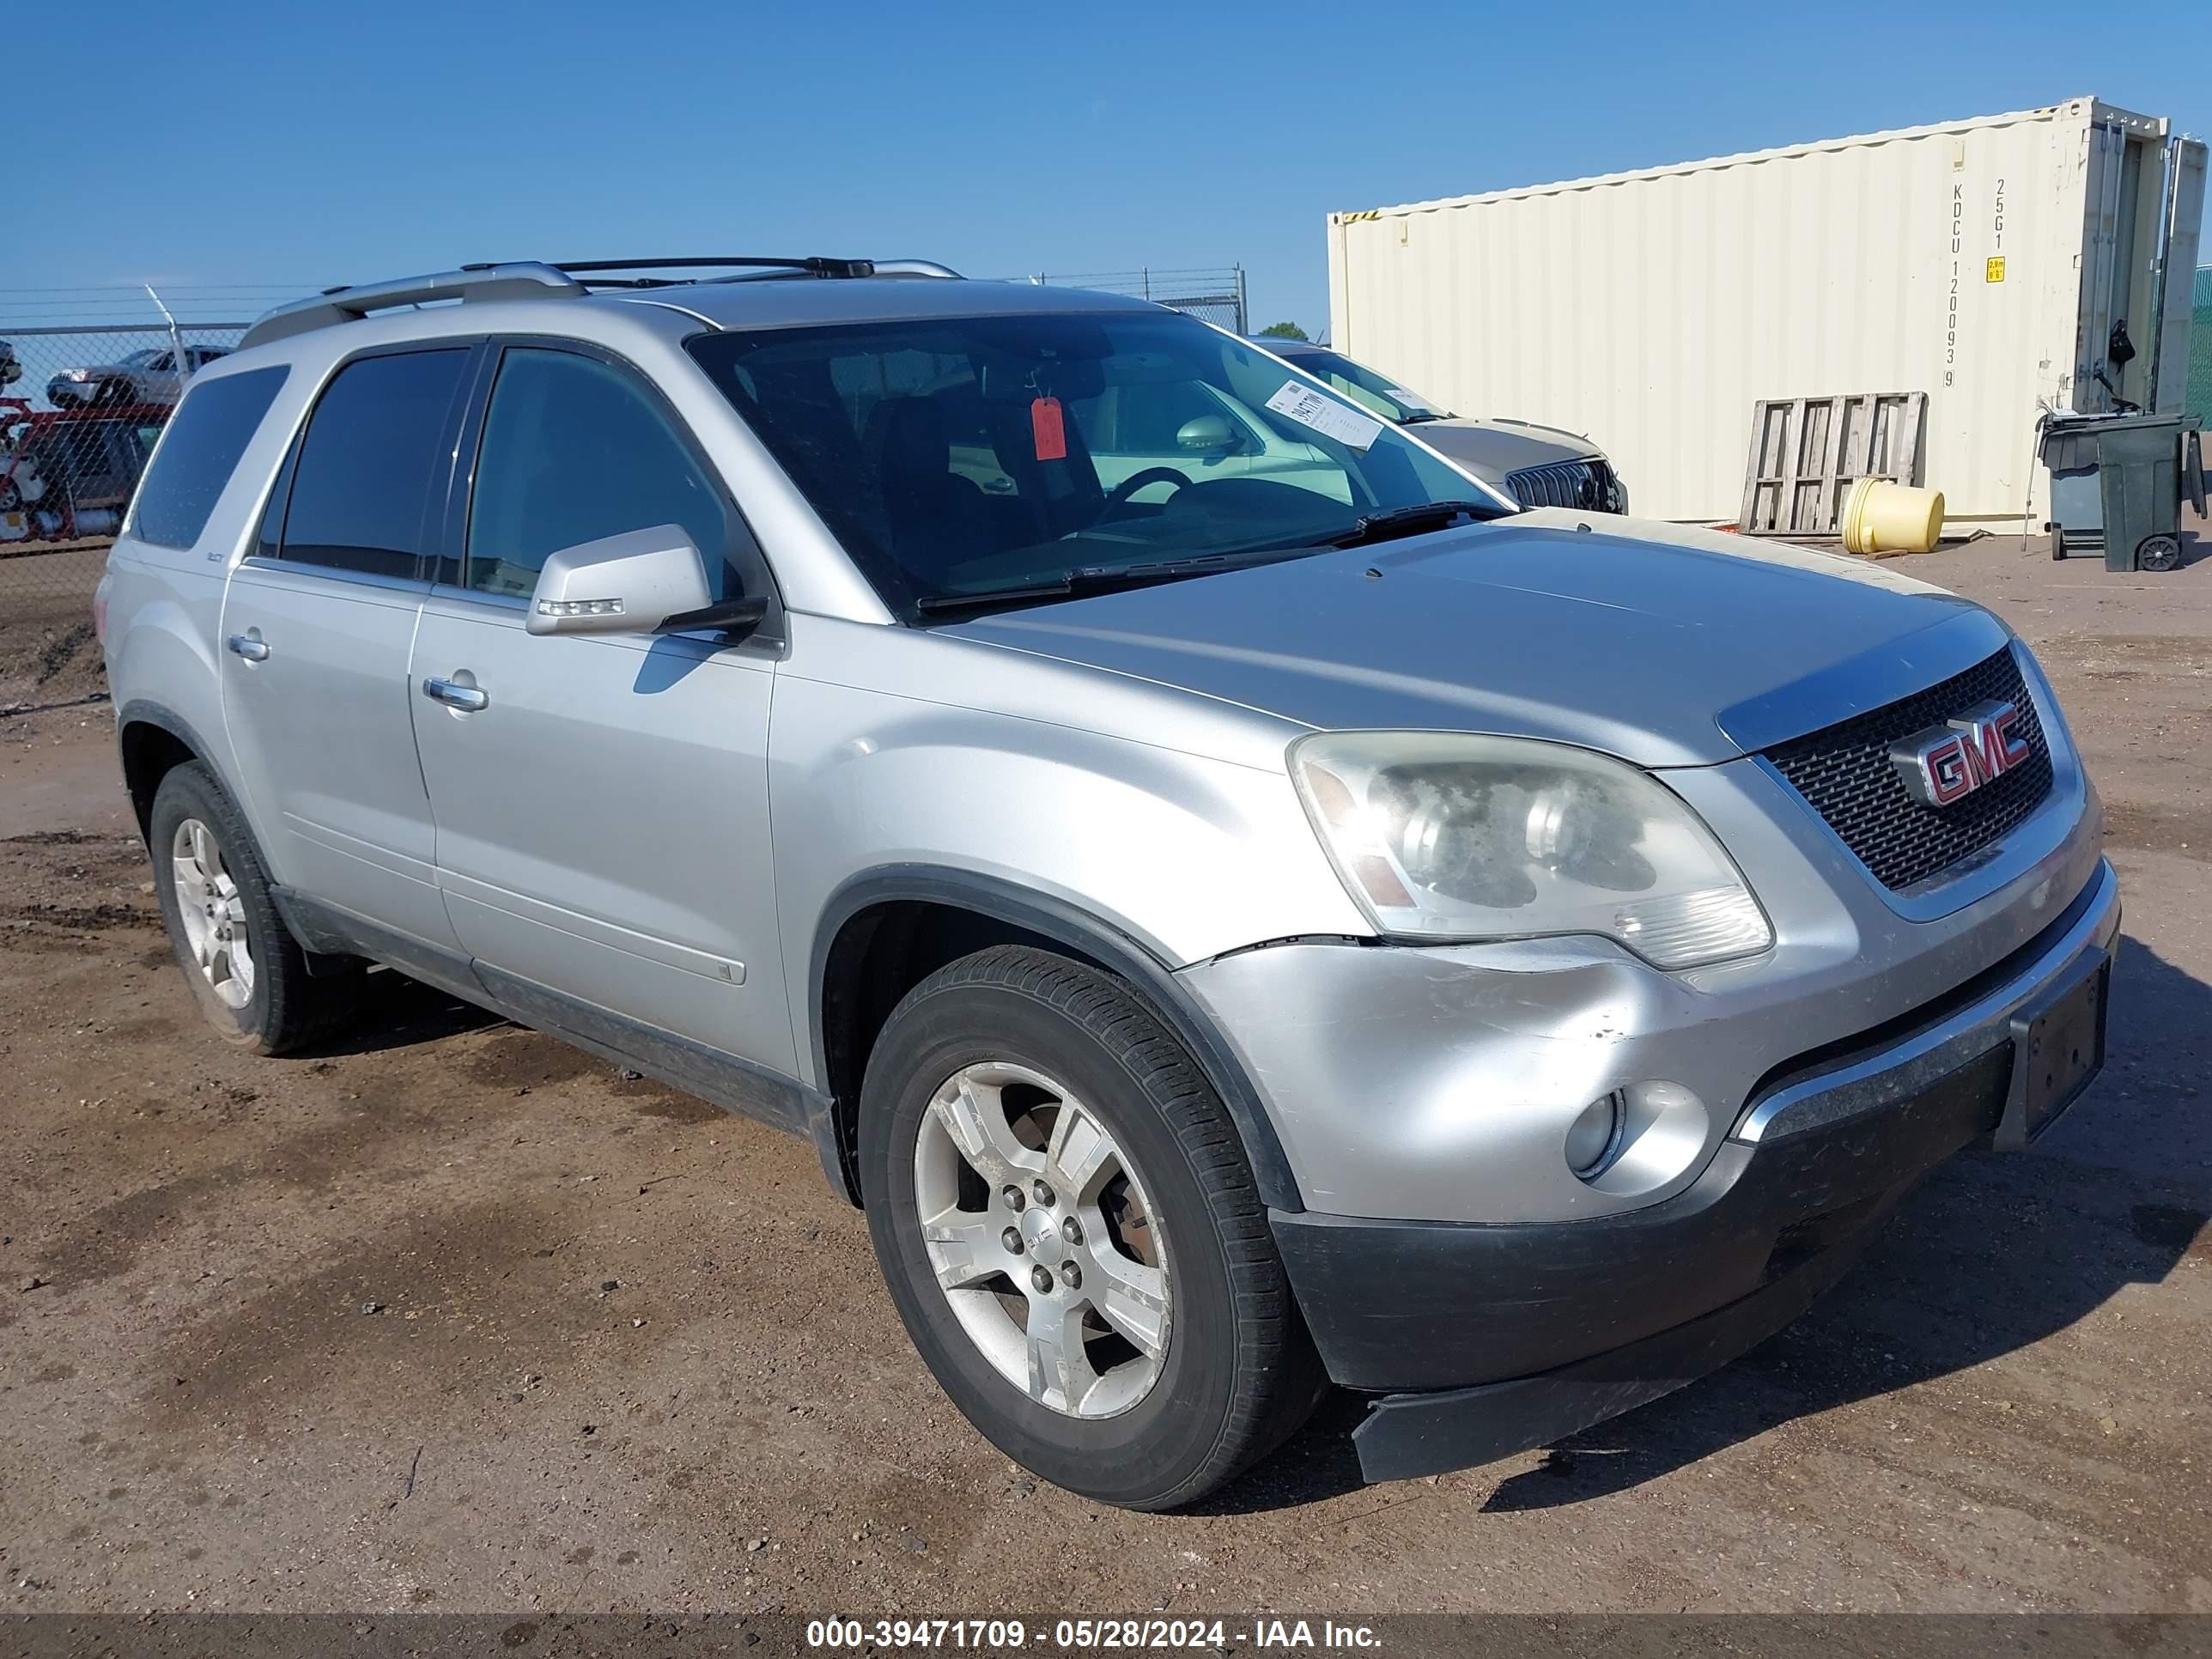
1328 98 2206 526
2191 264 2212 427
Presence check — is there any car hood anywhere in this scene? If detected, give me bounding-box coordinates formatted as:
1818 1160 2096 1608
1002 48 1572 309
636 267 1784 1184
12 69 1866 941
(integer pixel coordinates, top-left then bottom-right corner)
1409 416 1600 481
944 515 1992 768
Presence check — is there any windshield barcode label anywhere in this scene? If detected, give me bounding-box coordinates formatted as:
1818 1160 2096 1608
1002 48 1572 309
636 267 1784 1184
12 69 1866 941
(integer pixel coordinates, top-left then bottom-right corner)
1265 381 1383 451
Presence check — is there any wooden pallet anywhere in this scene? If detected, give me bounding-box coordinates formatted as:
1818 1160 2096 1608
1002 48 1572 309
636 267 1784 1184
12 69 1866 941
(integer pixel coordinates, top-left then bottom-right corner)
1740 392 1928 536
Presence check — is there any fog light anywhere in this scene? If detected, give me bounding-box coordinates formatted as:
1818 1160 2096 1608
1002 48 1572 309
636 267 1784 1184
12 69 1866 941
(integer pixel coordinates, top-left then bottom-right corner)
1565 1091 1625 1178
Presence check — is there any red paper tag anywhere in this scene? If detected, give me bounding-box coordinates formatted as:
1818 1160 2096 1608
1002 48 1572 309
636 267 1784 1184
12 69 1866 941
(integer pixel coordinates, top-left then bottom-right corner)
1030 395 1066 462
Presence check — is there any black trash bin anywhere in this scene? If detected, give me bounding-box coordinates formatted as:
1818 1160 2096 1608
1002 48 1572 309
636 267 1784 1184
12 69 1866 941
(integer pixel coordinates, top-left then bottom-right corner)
2040 410 2202 572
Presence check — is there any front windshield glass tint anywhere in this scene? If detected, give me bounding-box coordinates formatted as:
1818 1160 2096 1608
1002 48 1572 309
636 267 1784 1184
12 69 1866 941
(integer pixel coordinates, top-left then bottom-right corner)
688 310 1470 614
1279 348 1447 423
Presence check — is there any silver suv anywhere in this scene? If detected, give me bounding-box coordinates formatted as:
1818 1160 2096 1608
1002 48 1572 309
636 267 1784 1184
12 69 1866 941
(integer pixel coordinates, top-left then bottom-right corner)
98 257 2117 1511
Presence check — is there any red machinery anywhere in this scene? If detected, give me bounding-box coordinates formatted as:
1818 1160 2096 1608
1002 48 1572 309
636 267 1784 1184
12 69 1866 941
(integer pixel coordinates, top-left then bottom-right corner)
0 394 171 544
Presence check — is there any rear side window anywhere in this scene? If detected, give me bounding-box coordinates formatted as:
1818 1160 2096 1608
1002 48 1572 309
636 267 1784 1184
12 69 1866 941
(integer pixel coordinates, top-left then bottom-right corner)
278 349 470 576
129 366 289 550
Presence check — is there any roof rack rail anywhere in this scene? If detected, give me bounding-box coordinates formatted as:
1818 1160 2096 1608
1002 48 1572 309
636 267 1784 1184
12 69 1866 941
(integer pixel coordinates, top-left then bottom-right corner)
547 256 962 284
554 255 878 281
240 262 582 349
239 254 964 349
860 258 963 280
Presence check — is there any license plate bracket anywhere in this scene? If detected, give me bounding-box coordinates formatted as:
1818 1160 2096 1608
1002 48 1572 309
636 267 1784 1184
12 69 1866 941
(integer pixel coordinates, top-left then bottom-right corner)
1993 949 2109 1150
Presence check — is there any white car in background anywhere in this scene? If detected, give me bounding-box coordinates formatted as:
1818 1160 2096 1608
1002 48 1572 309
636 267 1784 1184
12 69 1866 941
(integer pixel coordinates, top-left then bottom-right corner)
1255 337 1627 514
46 343 230 409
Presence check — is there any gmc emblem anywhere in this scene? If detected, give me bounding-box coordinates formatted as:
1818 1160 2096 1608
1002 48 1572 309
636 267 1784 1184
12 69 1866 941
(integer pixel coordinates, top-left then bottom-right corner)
1890 699 2032 807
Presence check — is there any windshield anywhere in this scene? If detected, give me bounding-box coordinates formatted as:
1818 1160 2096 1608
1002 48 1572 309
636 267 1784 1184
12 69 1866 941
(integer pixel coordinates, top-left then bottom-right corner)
1273 348 1449 425
688 309 1477 615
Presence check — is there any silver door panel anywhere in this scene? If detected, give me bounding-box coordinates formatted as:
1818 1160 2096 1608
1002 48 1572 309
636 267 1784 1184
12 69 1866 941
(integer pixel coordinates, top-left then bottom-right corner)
217 560 458 948
408 599 793 1074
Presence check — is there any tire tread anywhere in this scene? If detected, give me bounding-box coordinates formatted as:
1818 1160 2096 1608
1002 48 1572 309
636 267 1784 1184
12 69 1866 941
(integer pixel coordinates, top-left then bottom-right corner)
150 762 356 1056
878 944 1322 1509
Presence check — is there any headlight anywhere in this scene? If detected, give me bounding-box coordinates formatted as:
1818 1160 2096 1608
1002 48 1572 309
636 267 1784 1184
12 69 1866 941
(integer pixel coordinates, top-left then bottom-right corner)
1290 732 1771 969
1604 471 1629 514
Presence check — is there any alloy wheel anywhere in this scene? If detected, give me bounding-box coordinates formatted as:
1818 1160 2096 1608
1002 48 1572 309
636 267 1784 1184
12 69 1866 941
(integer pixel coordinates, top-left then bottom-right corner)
913 1060 1171 1418
170 817 255 1011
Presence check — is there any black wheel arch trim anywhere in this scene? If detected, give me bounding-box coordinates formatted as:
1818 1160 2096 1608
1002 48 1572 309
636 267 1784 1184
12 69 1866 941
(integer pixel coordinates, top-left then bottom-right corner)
117 697 214 752
810 865 1305 1213
114 699 226 842
117 714 352 981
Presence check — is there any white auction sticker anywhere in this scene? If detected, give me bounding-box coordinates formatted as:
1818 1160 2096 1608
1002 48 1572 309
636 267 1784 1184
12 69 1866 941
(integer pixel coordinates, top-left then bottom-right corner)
1265 380 1384 451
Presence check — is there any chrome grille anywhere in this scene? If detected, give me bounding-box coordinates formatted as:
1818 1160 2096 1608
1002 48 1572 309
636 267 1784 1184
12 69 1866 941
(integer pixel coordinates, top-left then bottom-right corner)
1504 457 1617 512
1762 647 2055 891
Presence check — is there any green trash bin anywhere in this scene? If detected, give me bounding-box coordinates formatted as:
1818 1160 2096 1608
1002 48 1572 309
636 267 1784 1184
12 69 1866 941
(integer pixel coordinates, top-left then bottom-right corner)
2094 417 2186 571
2041 411 2200 572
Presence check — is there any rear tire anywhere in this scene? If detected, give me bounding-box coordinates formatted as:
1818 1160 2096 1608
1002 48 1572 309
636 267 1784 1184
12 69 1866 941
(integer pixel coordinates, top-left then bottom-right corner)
148 763 356 1055
859 945 1322 1510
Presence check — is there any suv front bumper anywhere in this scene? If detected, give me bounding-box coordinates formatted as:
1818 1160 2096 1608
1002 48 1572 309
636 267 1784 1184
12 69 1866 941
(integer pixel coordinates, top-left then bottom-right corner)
1266 858 2118 1482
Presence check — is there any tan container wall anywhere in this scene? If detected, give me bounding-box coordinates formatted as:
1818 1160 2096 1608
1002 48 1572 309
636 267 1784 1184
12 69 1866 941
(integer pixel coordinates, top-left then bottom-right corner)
1330 102 2112 524
2149 138 2208 415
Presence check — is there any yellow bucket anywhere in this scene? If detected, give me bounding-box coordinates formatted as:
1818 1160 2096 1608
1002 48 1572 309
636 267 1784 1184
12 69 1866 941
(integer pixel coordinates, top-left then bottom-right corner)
1840 477 1945 555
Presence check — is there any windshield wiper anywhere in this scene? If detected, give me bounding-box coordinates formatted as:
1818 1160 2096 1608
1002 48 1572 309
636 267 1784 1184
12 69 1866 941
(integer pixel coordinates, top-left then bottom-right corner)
1322 499 1507 549
1396 410 1443 425
915 547 1318 615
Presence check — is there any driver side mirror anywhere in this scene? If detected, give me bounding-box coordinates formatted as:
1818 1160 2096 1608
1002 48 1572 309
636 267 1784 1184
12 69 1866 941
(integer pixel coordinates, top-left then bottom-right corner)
1176 414 1240 454
526 525 764 639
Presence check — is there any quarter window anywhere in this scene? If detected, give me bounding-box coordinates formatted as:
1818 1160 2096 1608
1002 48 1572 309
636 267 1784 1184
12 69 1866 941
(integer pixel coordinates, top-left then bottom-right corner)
465 348 734 599
128 365 289 550
279 349 470 576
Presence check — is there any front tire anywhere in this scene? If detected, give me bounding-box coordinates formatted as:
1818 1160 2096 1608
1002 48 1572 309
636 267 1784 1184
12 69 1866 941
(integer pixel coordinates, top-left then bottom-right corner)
859 945 1321 1510
148 763 355 1055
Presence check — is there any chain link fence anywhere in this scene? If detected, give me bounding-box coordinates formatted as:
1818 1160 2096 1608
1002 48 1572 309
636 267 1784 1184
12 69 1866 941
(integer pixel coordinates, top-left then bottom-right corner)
0 283 307 710
1 324 248 709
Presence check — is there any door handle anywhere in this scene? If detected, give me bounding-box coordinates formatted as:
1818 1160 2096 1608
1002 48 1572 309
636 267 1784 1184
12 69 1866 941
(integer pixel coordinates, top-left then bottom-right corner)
226 633 270 662
422 676 489 713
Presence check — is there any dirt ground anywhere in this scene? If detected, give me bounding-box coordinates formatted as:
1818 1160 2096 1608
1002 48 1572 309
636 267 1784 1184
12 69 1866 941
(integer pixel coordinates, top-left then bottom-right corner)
0 543 111 713
0 529 2208 1618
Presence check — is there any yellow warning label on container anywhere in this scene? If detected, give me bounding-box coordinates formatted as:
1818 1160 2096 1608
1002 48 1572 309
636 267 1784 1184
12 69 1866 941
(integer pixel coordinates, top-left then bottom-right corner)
1986 256 2006 283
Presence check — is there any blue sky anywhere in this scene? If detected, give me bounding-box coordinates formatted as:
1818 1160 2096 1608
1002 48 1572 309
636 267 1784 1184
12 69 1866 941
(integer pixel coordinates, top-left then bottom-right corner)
14 0 2209 335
